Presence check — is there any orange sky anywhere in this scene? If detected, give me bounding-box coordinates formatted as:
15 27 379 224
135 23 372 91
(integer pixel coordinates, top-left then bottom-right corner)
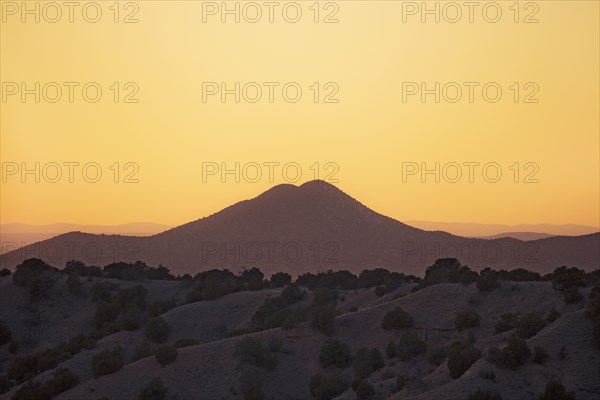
1 1 599 228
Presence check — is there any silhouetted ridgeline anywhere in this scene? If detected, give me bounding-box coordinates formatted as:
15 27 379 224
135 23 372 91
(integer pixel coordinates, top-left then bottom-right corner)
2 182 599 276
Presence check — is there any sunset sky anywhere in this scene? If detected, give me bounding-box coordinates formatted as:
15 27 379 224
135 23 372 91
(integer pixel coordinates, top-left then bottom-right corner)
1 1 599 228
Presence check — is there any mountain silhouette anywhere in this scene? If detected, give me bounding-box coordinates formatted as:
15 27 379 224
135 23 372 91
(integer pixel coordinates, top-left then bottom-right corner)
1 180 598 276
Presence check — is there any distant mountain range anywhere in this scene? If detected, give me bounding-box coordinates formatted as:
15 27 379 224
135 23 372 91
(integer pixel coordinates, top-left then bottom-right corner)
406 221 598 239
1 181 598 276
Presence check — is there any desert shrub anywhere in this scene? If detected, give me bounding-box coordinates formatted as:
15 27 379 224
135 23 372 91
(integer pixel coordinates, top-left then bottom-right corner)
66 334 96 355
92 346 125 378
186 288 203 303
174 338 198 348
312 304 338 335
148 298 176 317
131 340 153 362
154 345 177 365
236 337 278 371
587 286 600 346
455 308 481 331
558 346 568 360
12 259 55 286
480 369 496 381
353 348 384 379
66 271 82 293
467 388 502 400
320 339 352 367
386 340 397 359
546 307 560 323
8 348 60 383
251 284 304 329
374 286 385 297
381 307 413 330
495 313 518 333
499 268 542 282
447 340 481 379
13 368 80 400
145 317 171 343
0 268 11 277
138 377 167 400
241 369 264 400
563 287 582 304
0 374 12 395
0 320 12 345
91 282 112 302
394 375 406 392
350 306 358 312
94 301 120 329
397 332 426 361
427 345 447 366
487 336 530 369
270 272 292 287
309 373 349 400
516 314 546 339
354 379 375 399
269 335 284 352
380 369 395 380
477 268 500 292
539 379 576 400
416 258 478 289
551 266 586 293
119 304 141 331
313 287 337 306
9 340 18 353
532 346 549 365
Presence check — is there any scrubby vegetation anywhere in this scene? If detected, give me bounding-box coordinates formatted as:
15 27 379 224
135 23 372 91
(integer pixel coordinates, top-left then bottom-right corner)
94 285 147 334
311 303 339 336
563 287 582 304
455 308 482 331
8 334 96 383
145 317 171 343
138 377 167 400
532 345 549 364
236 337 278 371
309 373 349 400
131 340 153 363
447 340 481 379
515 313 546 339
148 298 176 317
381 307 413 330
386 340 397 359
241 369 264 400
397 332 427 361
477 268 500 292
154 345 178 365
0 319 12 345
546 307 561 323
319 339 352 367
587 285 600 346
353 347 384 379
353 379 375 399
538 379 576 400
467 388 502 400
270 272 292 287
12 258 57 300
487 336 531 369
92 346 125 378
251 284 305 330
12 368 80 400
426 344 447 366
